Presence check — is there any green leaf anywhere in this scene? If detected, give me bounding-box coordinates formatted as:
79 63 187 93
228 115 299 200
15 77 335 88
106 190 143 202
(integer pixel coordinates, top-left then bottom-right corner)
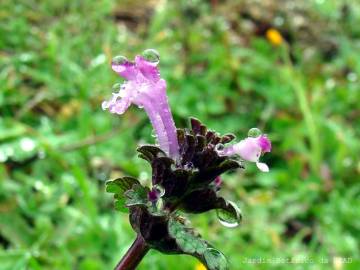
124 184 149 206
168 215 228 270
168 215 207 254
114 196 128 213
105 177 139 195
106 177 140 212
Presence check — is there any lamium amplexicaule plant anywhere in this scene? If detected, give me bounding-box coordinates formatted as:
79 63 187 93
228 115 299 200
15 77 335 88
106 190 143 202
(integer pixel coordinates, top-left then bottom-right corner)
102 49 271 270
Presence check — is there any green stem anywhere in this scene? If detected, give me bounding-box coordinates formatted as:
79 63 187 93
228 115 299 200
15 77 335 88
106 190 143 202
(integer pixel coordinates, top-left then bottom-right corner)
281 45 322 174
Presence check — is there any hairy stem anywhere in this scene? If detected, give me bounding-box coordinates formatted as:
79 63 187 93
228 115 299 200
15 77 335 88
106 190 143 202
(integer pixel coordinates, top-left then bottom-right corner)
114 235 150 270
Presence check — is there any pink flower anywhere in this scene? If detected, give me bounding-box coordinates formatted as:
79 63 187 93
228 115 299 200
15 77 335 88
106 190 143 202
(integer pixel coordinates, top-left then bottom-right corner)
102 50 179 158
219 135 271 172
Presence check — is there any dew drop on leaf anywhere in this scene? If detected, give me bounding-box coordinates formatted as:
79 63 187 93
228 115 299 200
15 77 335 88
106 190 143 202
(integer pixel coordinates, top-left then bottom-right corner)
153 184 165 197
204 248 228 270
216 201 242 228
215 143 224 151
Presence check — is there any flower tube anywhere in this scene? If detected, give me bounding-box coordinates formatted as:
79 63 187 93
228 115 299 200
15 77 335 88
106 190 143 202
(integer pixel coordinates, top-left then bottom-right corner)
102 50 179 158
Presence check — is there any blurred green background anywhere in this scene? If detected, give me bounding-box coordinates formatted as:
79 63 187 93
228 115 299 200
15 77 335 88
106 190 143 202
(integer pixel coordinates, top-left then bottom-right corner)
1 0 359 269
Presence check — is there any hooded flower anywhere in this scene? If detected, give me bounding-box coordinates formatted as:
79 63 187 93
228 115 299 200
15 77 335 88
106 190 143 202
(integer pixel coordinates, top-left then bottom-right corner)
102 50 179 158
219 135 271 172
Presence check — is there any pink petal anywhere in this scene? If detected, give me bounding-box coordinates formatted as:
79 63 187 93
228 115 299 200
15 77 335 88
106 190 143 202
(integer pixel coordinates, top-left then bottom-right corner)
256 162 269 172
235 138 261 162
135 56 160 82
111 60 138 80
258 135 271 153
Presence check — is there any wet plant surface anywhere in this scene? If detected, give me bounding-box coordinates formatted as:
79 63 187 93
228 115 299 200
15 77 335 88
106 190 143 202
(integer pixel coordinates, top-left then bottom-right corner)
0 0 360 269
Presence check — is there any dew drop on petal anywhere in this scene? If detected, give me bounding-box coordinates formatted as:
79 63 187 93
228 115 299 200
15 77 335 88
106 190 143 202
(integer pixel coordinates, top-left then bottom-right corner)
112 55 128 72
101 101 108 110
112 83 122 92
216 201 242 228
142 49 160 65
248 127 262 138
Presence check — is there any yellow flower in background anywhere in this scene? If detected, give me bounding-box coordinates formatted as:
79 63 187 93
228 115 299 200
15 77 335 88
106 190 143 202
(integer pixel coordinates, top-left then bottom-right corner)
195 263 207 270
266 28 283 46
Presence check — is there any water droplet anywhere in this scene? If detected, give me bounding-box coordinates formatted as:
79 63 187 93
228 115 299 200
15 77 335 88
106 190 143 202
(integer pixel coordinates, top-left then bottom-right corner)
204 248 228 270
347 72 357 82
151 129 157 138
215 143 225 151
141 49 160 65
19 138 36 152
184 162 194 170
38 150 46 159
111 55 128 72
155 197 164 210
139 171 148 181
216 201 242 228
112 55 127 65
0 151 7 162
112 83 122 92
248 128 262 138
153 184 165 197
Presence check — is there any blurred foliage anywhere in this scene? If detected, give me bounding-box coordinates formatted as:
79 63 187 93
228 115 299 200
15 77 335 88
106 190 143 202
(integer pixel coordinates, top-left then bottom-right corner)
0 0 359 269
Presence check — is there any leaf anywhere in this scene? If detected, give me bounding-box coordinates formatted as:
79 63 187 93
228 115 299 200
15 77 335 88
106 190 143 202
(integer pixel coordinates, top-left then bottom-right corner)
124 184 149 206
106 177 140 212
105 177 139 195
220 133 236 144
0 119 27 141
137 145 167 160
114 196 128 213
168 215 228 270
168 215 207 254
190 117 202 134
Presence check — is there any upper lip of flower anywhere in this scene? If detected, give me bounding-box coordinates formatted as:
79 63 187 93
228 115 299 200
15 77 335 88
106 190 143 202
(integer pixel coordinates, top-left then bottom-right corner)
112 55 160 83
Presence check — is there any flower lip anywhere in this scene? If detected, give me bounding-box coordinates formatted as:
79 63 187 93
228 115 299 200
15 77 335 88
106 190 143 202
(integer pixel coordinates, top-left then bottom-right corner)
217 134 271 172
258 135 271 153
111 54 160 82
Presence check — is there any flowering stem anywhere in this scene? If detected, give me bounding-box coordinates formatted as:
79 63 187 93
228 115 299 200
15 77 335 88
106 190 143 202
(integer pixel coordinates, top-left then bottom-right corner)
114 235 149 270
